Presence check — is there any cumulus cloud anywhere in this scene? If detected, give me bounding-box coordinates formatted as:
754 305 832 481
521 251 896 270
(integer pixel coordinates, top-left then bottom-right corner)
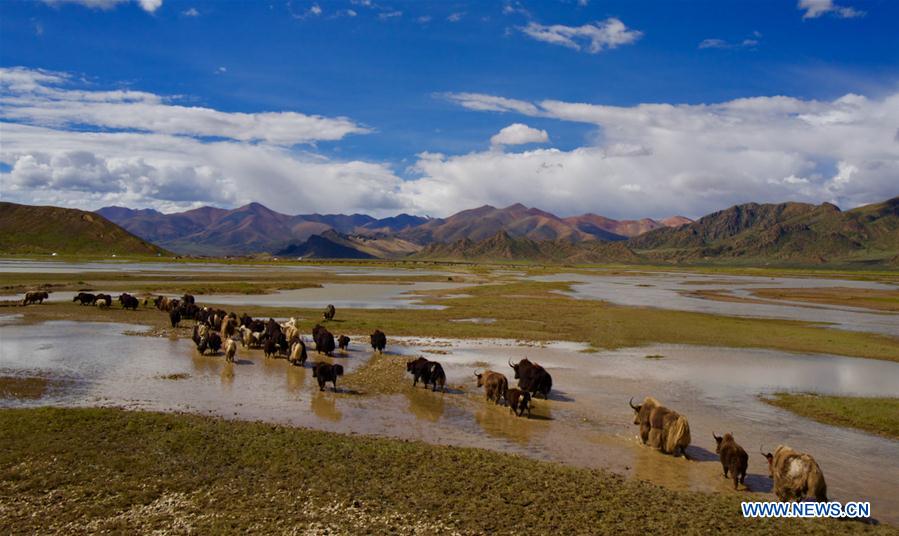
490 123 549 147
0 67 402 215
519 18 642 53
419 91 899 218
42 0 162 13
798 0 864 19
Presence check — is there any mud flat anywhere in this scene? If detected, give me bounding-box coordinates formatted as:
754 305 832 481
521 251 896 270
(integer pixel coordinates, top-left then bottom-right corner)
2 318 897 524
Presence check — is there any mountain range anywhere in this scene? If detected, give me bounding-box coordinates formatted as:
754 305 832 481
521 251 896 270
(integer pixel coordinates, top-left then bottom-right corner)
96 202 689 256
4 196 895 266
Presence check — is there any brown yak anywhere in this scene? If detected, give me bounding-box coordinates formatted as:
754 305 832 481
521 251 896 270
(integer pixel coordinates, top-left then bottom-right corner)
764 445 828 502
713 432 749 490
629 396 691 457
475 370 508 405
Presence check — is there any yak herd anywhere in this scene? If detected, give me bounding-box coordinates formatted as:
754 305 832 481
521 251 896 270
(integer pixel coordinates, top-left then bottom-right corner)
21 288 832 504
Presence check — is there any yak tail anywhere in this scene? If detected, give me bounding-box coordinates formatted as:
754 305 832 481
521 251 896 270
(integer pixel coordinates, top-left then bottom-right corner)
809 463 828 502
666 415 691 455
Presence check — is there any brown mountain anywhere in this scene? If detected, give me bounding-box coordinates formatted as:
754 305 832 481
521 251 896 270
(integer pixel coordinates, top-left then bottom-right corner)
628 197 899 265
414 230 641 263
564 213 692 238
399 203 604 244
0 202 168 256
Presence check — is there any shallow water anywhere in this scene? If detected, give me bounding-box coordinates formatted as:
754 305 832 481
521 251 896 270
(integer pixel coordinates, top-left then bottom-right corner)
0 259 454 277
198 281 472 310
531 272 899 336
1 318 897 523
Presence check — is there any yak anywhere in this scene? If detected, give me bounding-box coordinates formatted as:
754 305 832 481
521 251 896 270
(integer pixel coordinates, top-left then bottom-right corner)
475 370 508 405
95 293 112 308
509 358 552 399
289 340 308 367
312 324 336 356
263 337 278 358
323 304 336 321
118 293 139 310
182 293 195 305
169 308 181 328
223 338 238 363
22 291 49 305
630 396 691 457
338 335 350 352
370 329 387 354
312 362 344 392
507 388 532 418
407 357 431 387
407 357 446 391
764 445 828 502
73 292 96 305
714 432 749 490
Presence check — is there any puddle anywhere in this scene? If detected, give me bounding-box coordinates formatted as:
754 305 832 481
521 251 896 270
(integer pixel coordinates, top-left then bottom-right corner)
531 272 899 336
198 281 473 310
1 320 897 523
449 318 497 324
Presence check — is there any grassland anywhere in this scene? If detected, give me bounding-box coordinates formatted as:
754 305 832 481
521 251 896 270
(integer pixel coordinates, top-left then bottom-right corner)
0 407 887 535
765 393 899 440
751 287 899 312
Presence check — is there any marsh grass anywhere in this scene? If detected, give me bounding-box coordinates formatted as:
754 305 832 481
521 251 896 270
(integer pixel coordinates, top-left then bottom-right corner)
765 393 899 440
0 407 884 534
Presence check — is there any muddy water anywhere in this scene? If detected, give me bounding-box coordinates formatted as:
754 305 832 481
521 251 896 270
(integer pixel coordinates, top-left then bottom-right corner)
532 272 899 336
2 319 898 523
198 281 472 310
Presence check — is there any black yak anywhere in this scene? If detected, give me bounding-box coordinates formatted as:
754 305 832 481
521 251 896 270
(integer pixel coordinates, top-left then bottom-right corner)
509 358 552 399
338 335 350 351
312 362 344 392
313 324 336 356
370 329 387 353
714 432 749 490
72 292 96 305
323 304 336 321
118 293 139 310
169 307 181 327
22 291 49 305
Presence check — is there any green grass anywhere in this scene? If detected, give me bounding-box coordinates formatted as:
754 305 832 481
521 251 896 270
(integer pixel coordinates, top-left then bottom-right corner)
765 393 899 440
0 407 885 534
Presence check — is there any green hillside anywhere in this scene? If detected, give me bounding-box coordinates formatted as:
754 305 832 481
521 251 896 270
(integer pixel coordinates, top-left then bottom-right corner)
628 197 899 266
0 202 169 256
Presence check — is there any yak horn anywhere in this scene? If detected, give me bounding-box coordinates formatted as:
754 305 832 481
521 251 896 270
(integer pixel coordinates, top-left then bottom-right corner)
629 397 638 410
474 369 481 377
508 358 514 368
712 432 721 441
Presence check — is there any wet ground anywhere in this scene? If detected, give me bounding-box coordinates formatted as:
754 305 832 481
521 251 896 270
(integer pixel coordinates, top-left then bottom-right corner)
198 281 473 310
2 317 897 524
531 272 899 336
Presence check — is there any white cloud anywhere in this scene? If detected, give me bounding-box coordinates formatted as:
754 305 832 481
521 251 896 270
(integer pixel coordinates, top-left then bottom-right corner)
0 67 368 146
182 7 198 16
42 0 162 13
0 67 404 215
699 33 761 50
378 10 402 20
309 3 322 16
798 0 864 19
447 12 464 22
490 123 549 147
417 15 432 23
519 18 642 53
418 91 899 218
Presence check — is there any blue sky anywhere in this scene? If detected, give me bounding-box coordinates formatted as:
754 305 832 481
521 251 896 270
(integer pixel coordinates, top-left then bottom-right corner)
1 0 897 219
